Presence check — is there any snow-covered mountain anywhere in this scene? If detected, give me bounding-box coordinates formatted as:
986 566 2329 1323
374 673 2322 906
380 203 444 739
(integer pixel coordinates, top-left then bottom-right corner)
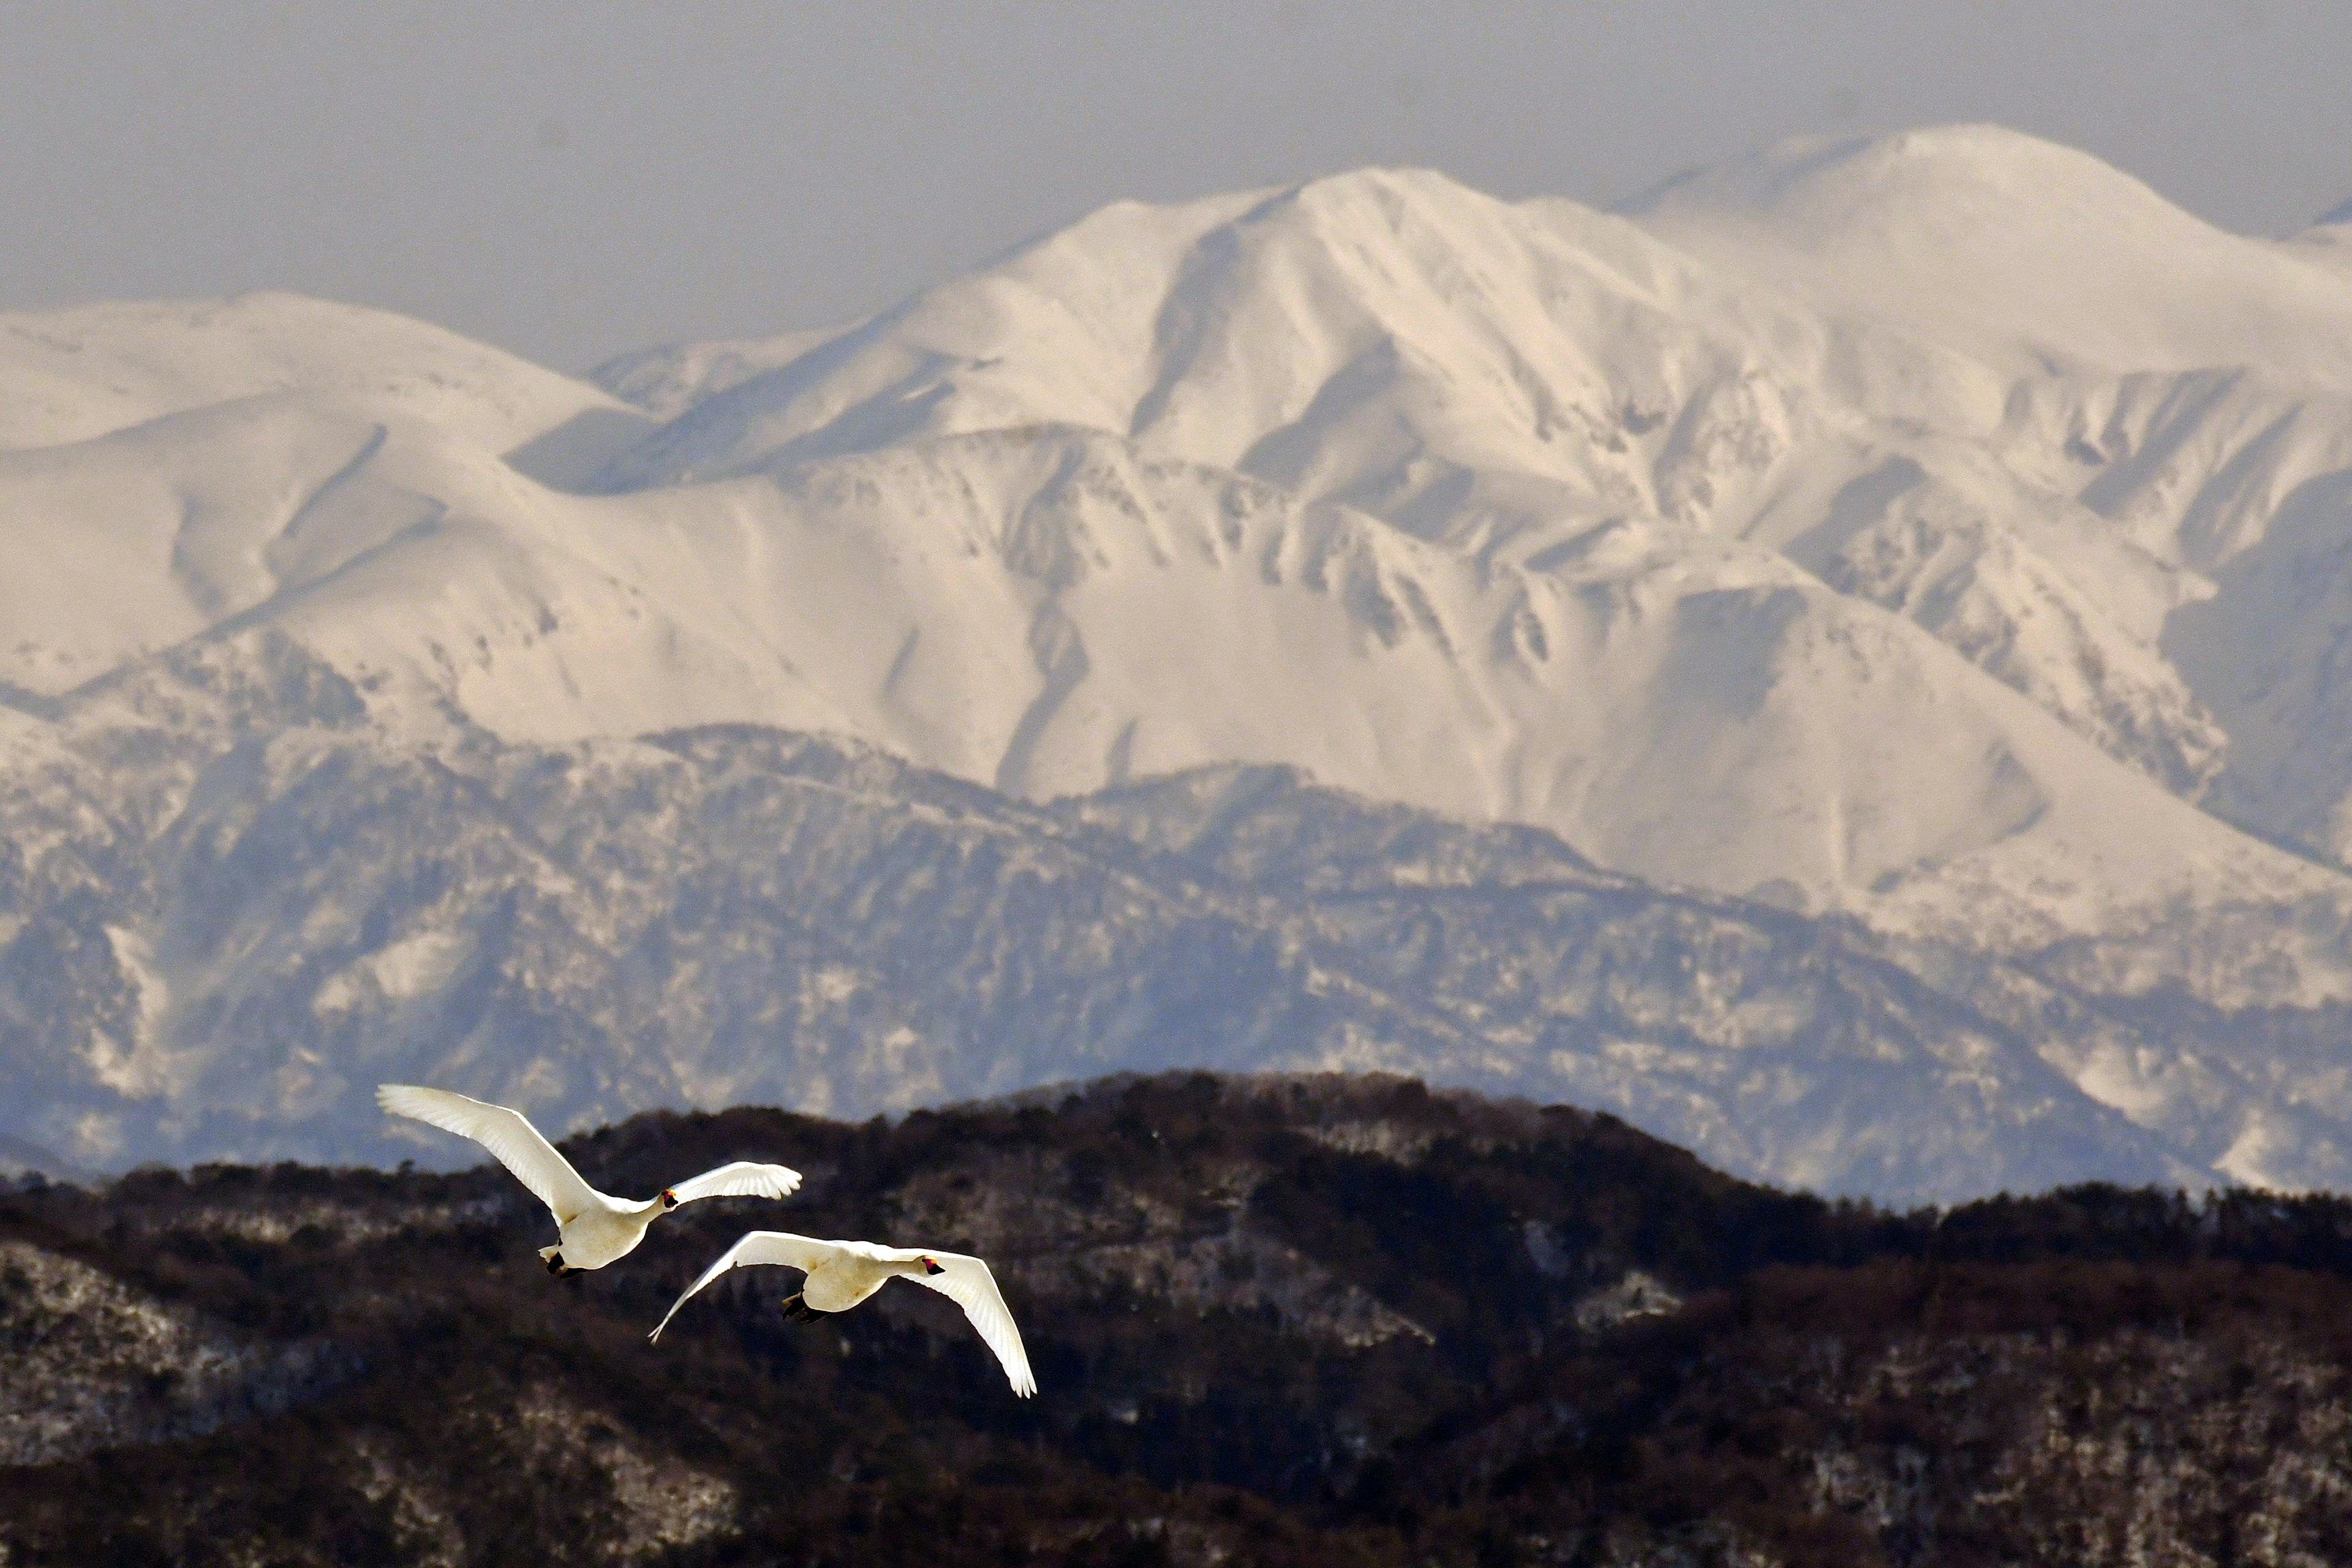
578 132 2352 937
9 127 2352 1197
0 685 2222 1204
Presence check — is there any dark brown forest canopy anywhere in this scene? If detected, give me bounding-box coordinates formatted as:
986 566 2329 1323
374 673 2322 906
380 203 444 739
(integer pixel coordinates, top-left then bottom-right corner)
6 1071 2352 1567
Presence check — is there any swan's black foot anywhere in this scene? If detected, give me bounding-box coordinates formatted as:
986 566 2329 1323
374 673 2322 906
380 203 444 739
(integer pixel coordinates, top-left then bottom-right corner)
781 1294 830 1322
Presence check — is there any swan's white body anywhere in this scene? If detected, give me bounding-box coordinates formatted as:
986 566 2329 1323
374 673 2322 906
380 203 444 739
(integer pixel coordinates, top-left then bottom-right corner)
376 1085 802 1273
651 1231 1037 1397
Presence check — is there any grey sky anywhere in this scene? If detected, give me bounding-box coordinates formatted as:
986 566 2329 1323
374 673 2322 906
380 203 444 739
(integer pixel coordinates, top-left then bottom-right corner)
2 1 2347 373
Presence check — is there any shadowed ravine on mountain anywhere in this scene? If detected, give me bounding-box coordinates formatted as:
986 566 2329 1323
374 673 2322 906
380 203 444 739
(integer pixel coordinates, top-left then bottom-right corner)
7 1074 2352 1568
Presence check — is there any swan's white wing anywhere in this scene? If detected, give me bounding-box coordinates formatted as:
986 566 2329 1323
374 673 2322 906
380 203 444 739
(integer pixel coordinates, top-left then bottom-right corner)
649 1232 844 1343
910 1250 1037 1398
662 1161 803 1205
376 1085 601 1223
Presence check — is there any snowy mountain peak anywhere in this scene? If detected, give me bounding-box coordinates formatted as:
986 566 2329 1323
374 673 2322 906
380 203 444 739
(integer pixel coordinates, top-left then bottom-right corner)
1624 126 2352 382
1624 124 2192 236
0 291 631 457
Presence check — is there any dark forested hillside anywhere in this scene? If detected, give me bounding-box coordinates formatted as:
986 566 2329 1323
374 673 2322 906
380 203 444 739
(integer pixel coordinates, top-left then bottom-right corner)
6 1072 2352 1567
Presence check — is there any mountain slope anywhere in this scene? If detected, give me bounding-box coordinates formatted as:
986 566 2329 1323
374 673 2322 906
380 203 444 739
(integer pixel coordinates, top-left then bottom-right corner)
10 132 2352 1195
10 373 2326 952
595 135 2352 873
0 663 2215 1200
1618 124 2352 385
0 292 637 457
6 618 2351 1197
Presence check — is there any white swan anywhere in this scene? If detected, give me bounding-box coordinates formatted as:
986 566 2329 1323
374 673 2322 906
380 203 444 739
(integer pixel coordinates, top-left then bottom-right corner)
377 1085 802 1275
650 1231 1037 1397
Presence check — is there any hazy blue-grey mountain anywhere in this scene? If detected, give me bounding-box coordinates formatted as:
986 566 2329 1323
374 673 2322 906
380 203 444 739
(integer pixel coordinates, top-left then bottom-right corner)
0 628 2312 1204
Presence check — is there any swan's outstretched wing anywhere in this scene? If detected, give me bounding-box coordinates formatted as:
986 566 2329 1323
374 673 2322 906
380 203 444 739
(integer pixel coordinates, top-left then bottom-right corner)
377 1085 601 1224
909 1250 1037 1397
662 1161 802 1205
650 1232 843 1343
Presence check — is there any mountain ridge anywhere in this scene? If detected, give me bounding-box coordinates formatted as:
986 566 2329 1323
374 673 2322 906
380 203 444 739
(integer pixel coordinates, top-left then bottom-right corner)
10 126 2352 1196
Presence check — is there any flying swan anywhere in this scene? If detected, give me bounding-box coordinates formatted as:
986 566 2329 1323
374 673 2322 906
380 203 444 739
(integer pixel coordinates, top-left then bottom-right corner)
650 1231 1038 1397
377 1085 802 1275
